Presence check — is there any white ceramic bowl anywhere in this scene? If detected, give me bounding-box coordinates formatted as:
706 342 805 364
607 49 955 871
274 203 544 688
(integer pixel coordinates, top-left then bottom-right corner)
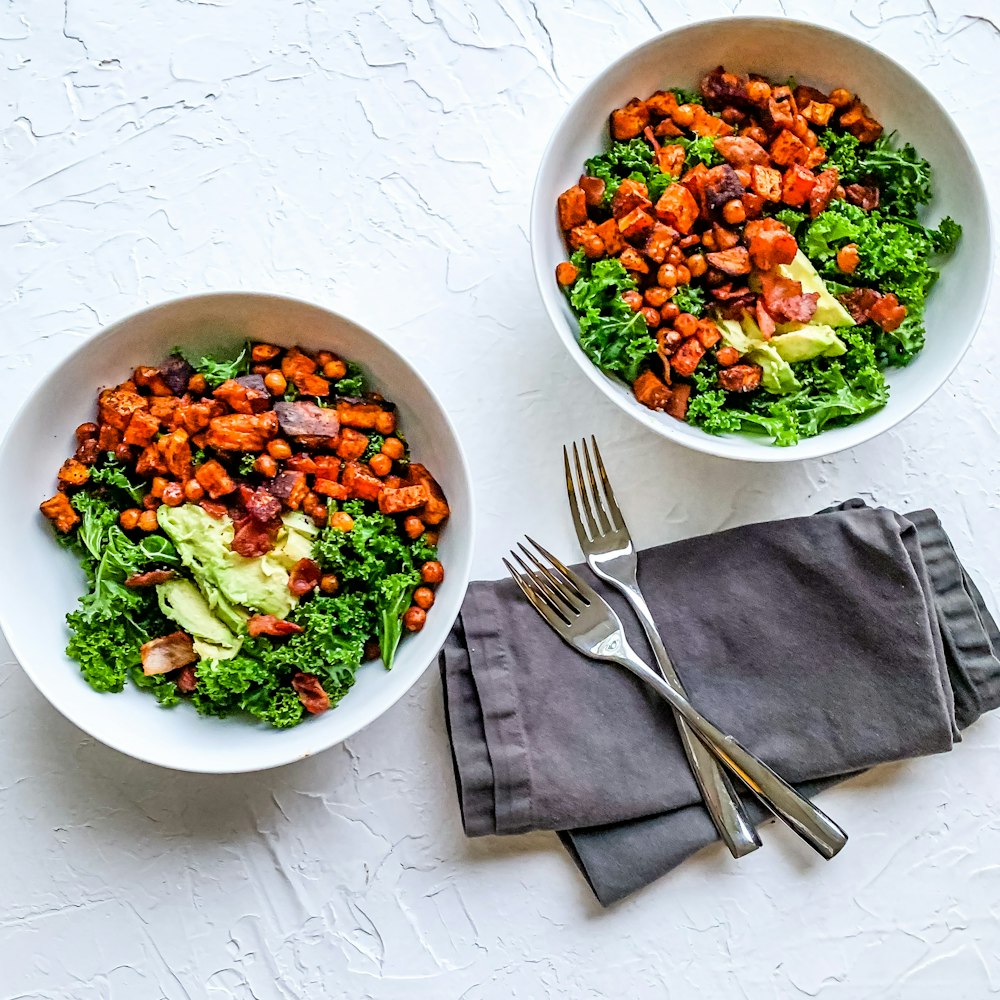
531 17 993 462
0 293 474 772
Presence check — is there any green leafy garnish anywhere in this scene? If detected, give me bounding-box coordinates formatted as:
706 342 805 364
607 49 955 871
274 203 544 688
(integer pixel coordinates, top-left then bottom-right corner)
174 342 250 389
672 284 706 316
675 135 723 169
336 362 368 397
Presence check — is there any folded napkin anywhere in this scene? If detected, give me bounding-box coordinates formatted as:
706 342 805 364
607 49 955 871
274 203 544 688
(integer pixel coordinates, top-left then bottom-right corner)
440 501 1000 905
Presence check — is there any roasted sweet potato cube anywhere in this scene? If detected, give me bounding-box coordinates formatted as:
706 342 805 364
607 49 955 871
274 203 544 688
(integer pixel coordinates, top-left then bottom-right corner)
335 401 384 430
579 175 606 207
643 223 675 264
595 219 623 256
40 492 80 533
122 408 160 448
610 98 650 140
714 136 770 168
568 221 605 258
96 423 122 452
806 146 828 170
98 388 148 431
160 429 193 480
719 364 763 393
618 246 649 274
750 164 782 202
294 372 331 397
57 458 90 489
341 461 383 502
136 444 166 476
632 371 672 411
656 144 686 177
654 183 699 234
281 347 318 381
205 412 279 452
769 129 810 167
611 178 650 219
690 105 732 137
406 463 449 525
378 485 429 515
745 218 799 270
800 101 834 126
671 337 706 377
782 164 817 207
195 459 236 499
336 427 370 461
869 292 907 332
267 470 309 509
313 455 342 481
314 478 348 500
694 320 721 349
557 185 589 230
664 383 691 421
809 167 840 218
214 377 271 414
149 396 181 422
645 90 679 119
617 207 655 242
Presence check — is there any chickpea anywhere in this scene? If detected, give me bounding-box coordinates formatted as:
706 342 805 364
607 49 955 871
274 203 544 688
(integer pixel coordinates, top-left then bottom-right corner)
660 329 683 352
120 508 141 531
403 515 425 540
369 453 392 477
657 263 678 287
184 479 205 502
143 494 162 510
675 312 698 337
322 359 347 380
314 350 334 366
829 88 853 108
665 245 684 266
252 454 276 478
836 243 860 274
644 286 670 309
114 442 132 464
686 253 708 278
746 80 771 104
622 290 643 311
264 371 287 396
722 199 746 225
701 230 717 251
672 103 696 128
162 482 184 507
640 307 661 329
187 373 208 395
320 573 339 595
151 476 168 499
403 606 426 632
301 491 320 516
420 561 444 585
413 586 435 610
744 125 769 145
329 511 354 532
138 509 159 532
381 437 405 460
251 363 273 376
374 410 396 436
720 106 744 126
75 422 98 445
660 302 680 324
267 438 292 460
251 343 281 362
311 504 328 527
674 264 691 286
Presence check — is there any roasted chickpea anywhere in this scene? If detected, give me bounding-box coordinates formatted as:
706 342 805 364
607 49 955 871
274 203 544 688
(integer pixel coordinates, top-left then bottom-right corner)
162 482 184 507
674 312 698 337
720 106 745 126
622 289 643 311
301 491 320 516
413 586 435 610
184 479 205 502
644 286 670 309
322 359 348 380
320 573 339 595
420 561 444 585
311 505 328 527
329 511 354 532
745 125 769 145
686 253 708 279
672 103 696 128
251 363 272 376
119 508 142 531
836 243 860 274
251 343 281 362
660 302 680 324
264 371 287 396
187 373 208 395
403 515 425 540
381 437 405 460
75 422 98 445
829 88 852 108
315 350 334 366
403 607 426 632
674 264 691 286
660 329 683 352
138 509 159 532
267 438 292 460
640 307 661 329
255 454 278 478
384 475 403 490
374 410 396 436
666 245 684 266
657 263 678 287
114 442 132 463
369 453 392 478
151 476 168 499
722 199 746 225
746 80 771 104
143 494 162 510
701 230 717 251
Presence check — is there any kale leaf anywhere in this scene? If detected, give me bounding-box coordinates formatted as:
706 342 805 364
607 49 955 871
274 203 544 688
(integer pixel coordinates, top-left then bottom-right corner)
174 342 250 389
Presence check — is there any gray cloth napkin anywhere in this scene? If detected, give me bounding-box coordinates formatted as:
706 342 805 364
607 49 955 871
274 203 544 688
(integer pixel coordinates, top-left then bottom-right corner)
440 502 1000 905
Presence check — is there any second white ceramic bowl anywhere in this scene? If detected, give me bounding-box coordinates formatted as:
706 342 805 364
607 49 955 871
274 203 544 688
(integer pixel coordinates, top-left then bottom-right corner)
0 293 474 772
531 17 992 462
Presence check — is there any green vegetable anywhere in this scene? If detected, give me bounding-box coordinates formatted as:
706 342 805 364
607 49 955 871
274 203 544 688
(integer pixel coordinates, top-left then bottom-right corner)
238 453 257 477
174 343 250 390
565 254 657 385
336 362 368 397
675 135 723 169
584 139 657 205
670 87 702 106
90 459 145 504
360 434 385 463
672 284 706 316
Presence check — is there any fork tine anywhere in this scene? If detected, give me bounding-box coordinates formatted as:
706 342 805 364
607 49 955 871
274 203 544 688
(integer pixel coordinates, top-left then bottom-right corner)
590 435 627 533
581 438 612 534
523 535 598 604
563 445 591 546
510 549 578 619
503 557 570 627
571 442 601 540
515 543 585 615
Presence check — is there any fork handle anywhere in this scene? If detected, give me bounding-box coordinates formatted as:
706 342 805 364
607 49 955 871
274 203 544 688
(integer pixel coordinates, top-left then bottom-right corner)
623 589 761 858
612 651 848 860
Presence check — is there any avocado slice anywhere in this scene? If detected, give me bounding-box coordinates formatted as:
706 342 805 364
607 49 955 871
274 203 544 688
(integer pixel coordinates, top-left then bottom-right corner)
717 317 800 395
157 578 243 661
777 251 856 328
771 323 847 362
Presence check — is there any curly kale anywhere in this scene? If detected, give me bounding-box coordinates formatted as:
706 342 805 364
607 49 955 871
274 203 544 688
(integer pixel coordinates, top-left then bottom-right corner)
173 342 250 389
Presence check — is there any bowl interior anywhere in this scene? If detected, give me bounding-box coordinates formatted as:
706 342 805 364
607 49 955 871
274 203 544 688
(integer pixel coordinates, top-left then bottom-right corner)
0 293 474 772
531 17 992 462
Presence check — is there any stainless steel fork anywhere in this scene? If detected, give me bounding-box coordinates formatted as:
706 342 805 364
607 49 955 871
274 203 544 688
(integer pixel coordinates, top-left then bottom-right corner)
564 437 761 859
505 538 848 861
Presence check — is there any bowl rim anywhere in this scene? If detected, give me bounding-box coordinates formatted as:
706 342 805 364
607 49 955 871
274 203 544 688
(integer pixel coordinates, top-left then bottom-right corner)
0 290 476 772
529 14 995 463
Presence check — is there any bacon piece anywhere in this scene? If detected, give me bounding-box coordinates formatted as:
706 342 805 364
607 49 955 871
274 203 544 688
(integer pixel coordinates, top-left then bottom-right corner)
125 569 176 588
199 499 228 519
809 168 840 218
845 183 880 211
292 672 330 715
174 666 198 693
206 412 279 452
40 493 80 533
714 136 770 168
266 470 309 510
838 287 882 324
273 401 340 441
869 292 908 333
196 459 237 499
755 297 777 339
57 457 90 489
759 272 819 324
664 383 691 421
248 614 304 637
744 218 798 270
557 185 589 229
245 487 282 524
706 246 751 276
231 516 277 557
719 364 763 393
633 371 672 411
213 376 271 414
378 485 429 515
140 632 196 676
671 337 706 377
406 463 450 525
288 558 321 597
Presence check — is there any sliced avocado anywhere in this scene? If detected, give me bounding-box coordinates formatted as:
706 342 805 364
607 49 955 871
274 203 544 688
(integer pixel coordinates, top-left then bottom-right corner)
157 578 242 661
717 317 799 395
771 323 847 362
272 511 318 571
778 251 855 328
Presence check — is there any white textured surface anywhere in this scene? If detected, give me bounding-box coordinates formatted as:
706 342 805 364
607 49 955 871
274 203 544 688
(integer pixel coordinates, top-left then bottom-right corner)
3 1 999 996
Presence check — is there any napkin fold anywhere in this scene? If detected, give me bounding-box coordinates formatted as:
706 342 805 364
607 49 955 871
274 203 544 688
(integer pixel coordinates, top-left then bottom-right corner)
440 502 1000 905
